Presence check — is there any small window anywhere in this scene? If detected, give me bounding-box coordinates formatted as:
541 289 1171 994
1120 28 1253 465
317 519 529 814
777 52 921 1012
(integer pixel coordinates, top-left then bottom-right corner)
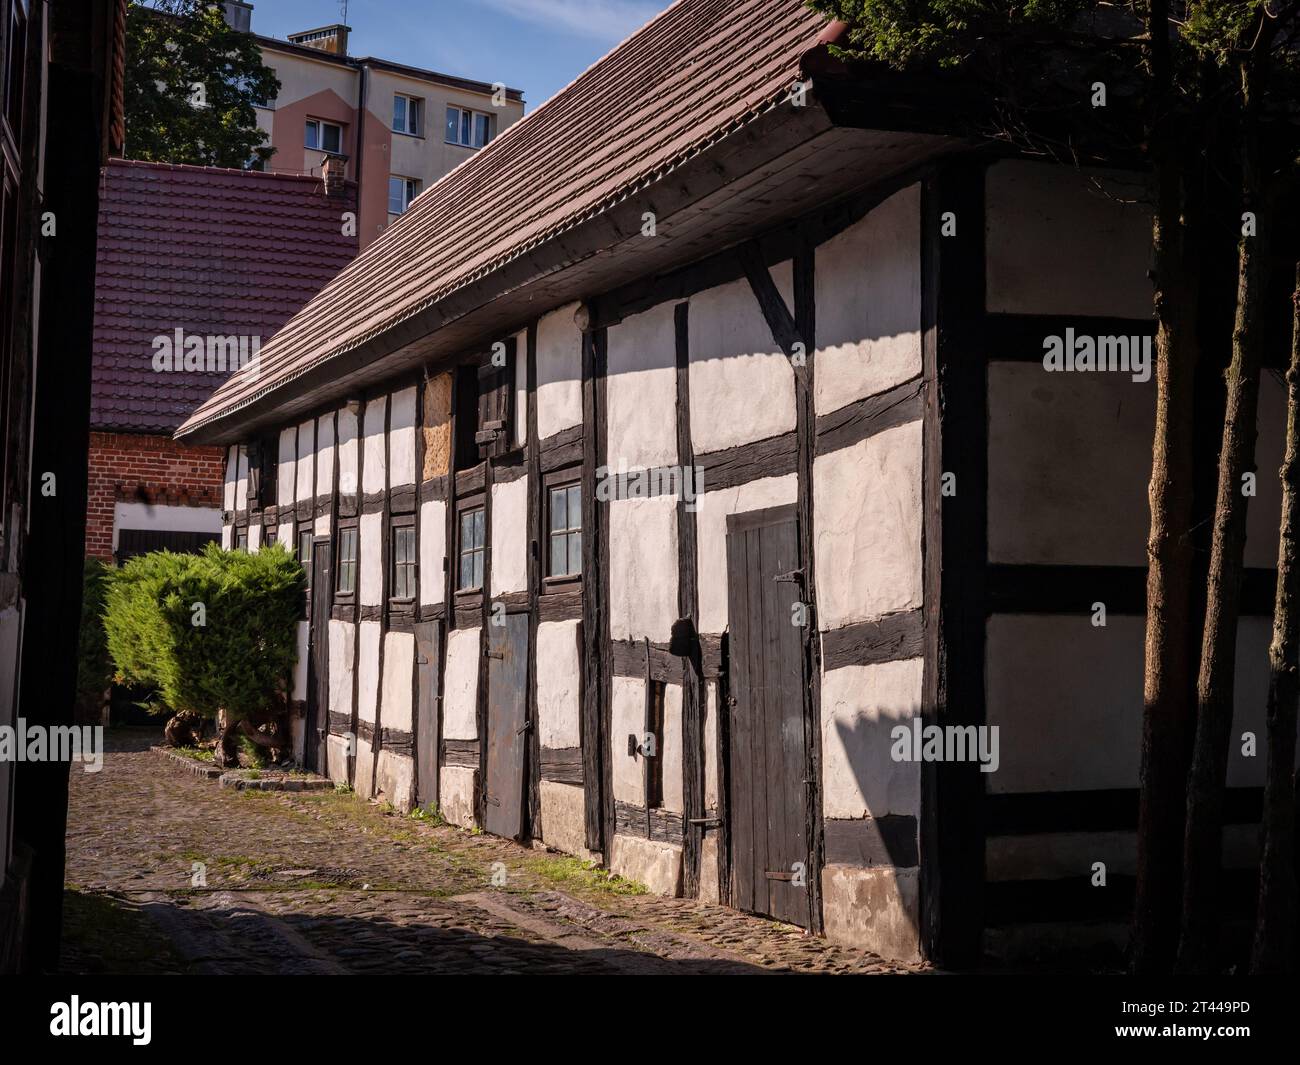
305 118 343 154
646 680 666 810
547 481 582 579
337 526 358 594
298 530 314 590
457 506 485 592
235 528 249 552
388 175 421 215
392 521 417 599
263 527 277 549
445 105 493 148
393 93 422 135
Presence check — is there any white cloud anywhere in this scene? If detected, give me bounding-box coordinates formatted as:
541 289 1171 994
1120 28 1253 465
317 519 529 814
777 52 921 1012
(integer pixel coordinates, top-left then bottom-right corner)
480 0 665 41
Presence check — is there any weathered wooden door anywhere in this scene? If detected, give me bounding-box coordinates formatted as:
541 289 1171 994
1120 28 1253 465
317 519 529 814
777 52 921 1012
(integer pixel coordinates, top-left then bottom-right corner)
305 538 332 773
725 504 810 927
413 621 442 809
483 612 529 840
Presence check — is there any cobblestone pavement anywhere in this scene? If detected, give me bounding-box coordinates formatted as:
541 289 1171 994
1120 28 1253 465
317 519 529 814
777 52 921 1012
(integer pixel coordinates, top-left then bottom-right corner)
62 729 923 975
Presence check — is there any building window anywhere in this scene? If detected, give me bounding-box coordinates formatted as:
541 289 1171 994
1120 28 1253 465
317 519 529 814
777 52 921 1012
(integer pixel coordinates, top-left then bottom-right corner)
388 175 421 215
445 105 493 148
393 93 422 136
235 528 249 552
547 480 581 579
457 506 485 592
392 519 416 599
298 530 314 590
337 525 358 594
305 118 343 154
263 527 277 549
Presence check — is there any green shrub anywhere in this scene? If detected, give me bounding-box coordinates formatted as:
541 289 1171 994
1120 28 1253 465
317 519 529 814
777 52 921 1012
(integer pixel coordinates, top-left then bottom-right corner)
103 543 304 723
77 559 114 705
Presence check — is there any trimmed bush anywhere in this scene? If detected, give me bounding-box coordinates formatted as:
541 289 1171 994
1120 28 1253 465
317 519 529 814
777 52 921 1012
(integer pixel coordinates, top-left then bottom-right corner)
76 559 114 720
104 543 304 724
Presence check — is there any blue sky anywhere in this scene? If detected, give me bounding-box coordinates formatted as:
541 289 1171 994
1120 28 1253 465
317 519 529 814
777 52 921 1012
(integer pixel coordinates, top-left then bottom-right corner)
253 0 672 109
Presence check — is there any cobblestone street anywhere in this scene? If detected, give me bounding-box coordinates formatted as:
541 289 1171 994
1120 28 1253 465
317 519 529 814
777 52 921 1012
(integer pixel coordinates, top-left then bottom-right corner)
61 730 922 975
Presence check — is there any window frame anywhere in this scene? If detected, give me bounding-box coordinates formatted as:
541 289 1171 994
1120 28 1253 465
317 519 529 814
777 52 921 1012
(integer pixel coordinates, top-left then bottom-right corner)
444 105 493 149
387 174 420 215
455 497 486 596
234 527 249 553
390 513 417 602
305 117 344 154
543 468 582 588
392 93 423 136
298 528 314 591
336 521 359 597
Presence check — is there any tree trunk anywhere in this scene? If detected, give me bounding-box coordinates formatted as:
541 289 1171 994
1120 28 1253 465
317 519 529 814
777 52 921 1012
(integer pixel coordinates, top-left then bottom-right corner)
1178 55 1266 974
213 709 240 768
1251 265 1300 974
1131 0 1202 974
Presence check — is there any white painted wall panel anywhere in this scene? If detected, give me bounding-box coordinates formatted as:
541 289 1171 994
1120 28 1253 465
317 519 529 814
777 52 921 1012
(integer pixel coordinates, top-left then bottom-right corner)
662 682 684 813
337 406 358 495
235 446 248 512
537 619 581 749
814 184 921 415
606 300 678 470
986 160 1152 318
381 631 415 733
536 302 583 440
223 445 237 511
357 620 382 724
296 419 315 503
704 682 719 809
362 396 387 495
821 658 923 819
359 511 383 605
277 428 297 508
489 476 528 597
418 499 446 607
695 474 797 633
389 386 417 487
291 620 309 699
443 626 480 739
328 619 354 721
609 495 677 641
689 264 796 454
612 676 645 804
248 524 262 550
814 420 923 629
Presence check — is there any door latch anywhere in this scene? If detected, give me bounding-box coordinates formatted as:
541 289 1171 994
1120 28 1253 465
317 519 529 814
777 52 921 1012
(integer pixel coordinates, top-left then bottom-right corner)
516 719 533 736
773 568 804 584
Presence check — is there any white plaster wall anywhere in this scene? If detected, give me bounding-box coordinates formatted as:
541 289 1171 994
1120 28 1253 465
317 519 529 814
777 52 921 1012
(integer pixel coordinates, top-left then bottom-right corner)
291 621 309 700
362 396 387 495
359 510 383 606
695 474 797 633
277 428 297 509
381 631 415 733
814 184 921 415
536 302 584 440
235 446 248 511
443 626 480 739
512 328 528 449
337 406 359 495
440 764 477 829
223 445 237 511
814 420 923 629
221 525 232 549
418 499 446 606
609 495 677 641
389 386 417 487
489 476 528 597
248 524 262 550
986 160 1152 318
820 658 923 820
988 363 1154 566
704 682 719 809
611 675 645 804
357 620 382 725
540 779 597 861
661 682 684 813
296 419 315 503
112 503 221 553
328 619 354 721
277 520 294 545
315 415 335 536
688 264 796 454
606 300 678 470
536 619 581 749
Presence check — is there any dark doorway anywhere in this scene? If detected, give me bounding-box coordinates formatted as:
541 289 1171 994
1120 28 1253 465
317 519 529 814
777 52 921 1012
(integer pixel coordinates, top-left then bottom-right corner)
483 611 529 840
305 537 332 774
724 504 811 927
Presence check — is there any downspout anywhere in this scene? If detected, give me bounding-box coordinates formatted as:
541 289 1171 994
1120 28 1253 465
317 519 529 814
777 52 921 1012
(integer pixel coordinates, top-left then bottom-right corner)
354 61 368 226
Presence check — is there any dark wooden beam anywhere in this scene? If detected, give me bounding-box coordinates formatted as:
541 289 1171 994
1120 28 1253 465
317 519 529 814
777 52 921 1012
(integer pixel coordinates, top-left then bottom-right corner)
821 609 924 672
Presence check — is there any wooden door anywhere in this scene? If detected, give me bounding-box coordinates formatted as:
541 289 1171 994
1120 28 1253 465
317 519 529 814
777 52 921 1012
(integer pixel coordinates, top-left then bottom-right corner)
305 538 332 773
483 612 529 840
725 504 810 927
413 620 442 809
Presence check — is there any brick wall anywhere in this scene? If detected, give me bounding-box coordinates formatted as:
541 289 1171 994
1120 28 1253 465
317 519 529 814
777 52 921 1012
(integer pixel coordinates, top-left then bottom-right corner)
86 431 226 559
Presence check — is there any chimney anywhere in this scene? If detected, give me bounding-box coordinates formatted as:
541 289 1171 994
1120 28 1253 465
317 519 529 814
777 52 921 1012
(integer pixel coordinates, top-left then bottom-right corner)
322 155 346 198
287 24 350 56
221 1 253 33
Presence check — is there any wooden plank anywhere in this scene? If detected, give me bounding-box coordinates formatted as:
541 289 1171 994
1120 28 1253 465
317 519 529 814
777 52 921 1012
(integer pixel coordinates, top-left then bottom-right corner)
540 746 584 785
538 586 583 622
580 327 607 853
984 312 1156 363
726 523 756 914
986 563 1278 616
524 320 542 839
414 621 442 808
484 611 529 840
441 738 480 766
694 431 798 494
824 815 920 868
814 376 924 457
821 609 924 671
985 786 1263 836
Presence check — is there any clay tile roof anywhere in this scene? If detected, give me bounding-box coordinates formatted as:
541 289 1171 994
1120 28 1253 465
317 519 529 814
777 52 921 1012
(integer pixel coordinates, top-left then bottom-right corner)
92 159 359 432
178 0 830 440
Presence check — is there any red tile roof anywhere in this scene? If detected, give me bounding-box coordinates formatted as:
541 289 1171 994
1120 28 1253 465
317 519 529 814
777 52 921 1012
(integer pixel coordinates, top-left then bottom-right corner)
92 159 358 432
178 0 831 440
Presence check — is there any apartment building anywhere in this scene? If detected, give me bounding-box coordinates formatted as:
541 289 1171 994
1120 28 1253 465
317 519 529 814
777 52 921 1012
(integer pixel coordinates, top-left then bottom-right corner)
224 2 525 249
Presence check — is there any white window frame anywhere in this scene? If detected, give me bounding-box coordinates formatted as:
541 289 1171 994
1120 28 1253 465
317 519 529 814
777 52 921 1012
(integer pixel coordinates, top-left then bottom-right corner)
305 118 343 154
388 174 421 215
393 93 422 136
445 105 493 149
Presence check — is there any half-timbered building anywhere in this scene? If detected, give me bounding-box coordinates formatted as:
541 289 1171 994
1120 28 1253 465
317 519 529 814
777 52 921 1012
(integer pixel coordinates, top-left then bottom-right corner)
177 0 1286 965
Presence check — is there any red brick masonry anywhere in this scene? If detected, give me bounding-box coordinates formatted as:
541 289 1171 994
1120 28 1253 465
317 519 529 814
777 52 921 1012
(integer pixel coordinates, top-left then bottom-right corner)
85 431 225 559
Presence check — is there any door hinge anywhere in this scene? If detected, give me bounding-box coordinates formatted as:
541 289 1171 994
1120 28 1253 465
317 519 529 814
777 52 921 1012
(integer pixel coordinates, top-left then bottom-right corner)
485 649 504 659
516 719 532 736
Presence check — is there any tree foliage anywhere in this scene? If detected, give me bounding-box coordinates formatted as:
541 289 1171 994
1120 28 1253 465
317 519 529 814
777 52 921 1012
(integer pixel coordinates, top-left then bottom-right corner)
103 544 304 723
124 0 279 168
76 559 114 707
